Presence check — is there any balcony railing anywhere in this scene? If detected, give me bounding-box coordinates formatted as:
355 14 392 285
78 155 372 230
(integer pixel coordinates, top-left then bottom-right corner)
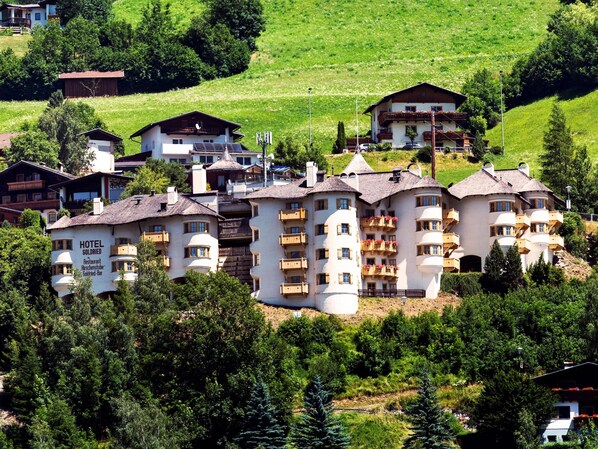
1 198 59 210
358 289 426 298
278 208 307 221
141 231 170 244
376 132 393 141
443 258 460 272
549 210 564 229
110 244 137 257
360 216 397 230
280 258 308 271
443 233 460 250
7 180 45 191
161 256 171 269
516 214 531 231
378 111 468 126
280 282 309 296
279 233 307 246
516 238 531 254
549 234 565 251
442 208 460 225
360 240 398 253
361 265 399 278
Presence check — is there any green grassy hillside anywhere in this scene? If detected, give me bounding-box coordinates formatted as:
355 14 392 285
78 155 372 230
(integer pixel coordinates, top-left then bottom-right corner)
0 0 563 184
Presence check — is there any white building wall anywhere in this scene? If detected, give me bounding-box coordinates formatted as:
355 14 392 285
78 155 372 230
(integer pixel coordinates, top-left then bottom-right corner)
141 126 162 158
30 7 45 27
542 401 578 443
87 138 115 172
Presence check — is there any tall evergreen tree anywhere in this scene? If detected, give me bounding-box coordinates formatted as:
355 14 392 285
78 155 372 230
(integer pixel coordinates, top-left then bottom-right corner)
481 240 505 293
540 102 575 197
570 144 595 213
236 381 287 449
403 369 455 449
471 130 486 161
514 409 541 449
291 376 349 449
502 244 523 292
332 122 346 154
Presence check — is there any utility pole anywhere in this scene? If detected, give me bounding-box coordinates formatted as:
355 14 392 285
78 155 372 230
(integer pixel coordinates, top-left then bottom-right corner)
355 98 359 153
308 87 313 149
500 70 505 155
431 111 436 180
256 132 272 187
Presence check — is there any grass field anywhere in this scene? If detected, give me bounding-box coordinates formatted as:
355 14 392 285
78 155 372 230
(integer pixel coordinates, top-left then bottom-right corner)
0 34 31 57
0 0 567 185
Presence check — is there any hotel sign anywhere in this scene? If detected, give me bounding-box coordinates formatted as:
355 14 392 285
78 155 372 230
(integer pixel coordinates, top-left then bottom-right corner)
79 240 105 277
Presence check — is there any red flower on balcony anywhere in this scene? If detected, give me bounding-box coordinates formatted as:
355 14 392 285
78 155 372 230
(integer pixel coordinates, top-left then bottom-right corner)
375 264 383 270
363 264 370 269
391 216 399 222
375 239 383 244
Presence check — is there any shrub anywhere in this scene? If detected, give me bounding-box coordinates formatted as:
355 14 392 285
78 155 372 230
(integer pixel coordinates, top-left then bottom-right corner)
414 146 433 163
440 273 483 297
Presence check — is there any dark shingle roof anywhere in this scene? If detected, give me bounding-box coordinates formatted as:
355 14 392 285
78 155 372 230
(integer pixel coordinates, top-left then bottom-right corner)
356 171 445 204
244 175 359 200
495 169 552 193
49 193 219 230
0 160 76 180
342 153 374 174
130 111 241 138
206 147 244 171
448 169 519 199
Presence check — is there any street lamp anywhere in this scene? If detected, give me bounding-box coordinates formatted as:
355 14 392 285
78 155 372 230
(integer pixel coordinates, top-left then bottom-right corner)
308 87 313 149
256 132 272 187
517 347 523 370
499 70 505 155
566 185 572 211
401 296 407 307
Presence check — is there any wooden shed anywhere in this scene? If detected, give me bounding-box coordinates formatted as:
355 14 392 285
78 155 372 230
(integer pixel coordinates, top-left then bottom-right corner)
58 71 125 98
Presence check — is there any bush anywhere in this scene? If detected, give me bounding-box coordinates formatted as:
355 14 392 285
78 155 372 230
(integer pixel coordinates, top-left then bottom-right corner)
440 273 483 297
489 146 503 155
414 146 433 163
372 142 392 152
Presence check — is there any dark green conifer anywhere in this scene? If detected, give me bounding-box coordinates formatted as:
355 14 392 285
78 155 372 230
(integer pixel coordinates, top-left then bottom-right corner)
502 244 524 292
481 240 505 293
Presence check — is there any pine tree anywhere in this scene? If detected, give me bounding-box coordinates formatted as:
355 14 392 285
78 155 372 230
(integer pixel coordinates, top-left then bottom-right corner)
236 381 287 449
481 240 505 293
570 144 595 213
332 122 346 154
471 130 486 161
404 369 455 449
291 376 350 449
502 244 523 292
540 102 575 197
514 409 541 449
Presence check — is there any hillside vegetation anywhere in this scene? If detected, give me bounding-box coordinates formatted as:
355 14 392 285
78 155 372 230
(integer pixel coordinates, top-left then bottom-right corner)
0 0 563 183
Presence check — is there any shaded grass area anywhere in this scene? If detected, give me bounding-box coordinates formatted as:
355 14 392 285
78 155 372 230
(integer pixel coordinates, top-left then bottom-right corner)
340 412 409 449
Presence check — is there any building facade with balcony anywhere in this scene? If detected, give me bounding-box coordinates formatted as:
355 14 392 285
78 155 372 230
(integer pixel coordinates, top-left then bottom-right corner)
129 111 259 167
448 162 564 272
48 188 220 298
365 82 471 151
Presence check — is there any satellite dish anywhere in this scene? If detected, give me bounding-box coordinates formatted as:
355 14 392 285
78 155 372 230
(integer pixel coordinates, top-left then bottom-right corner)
195 123 201 131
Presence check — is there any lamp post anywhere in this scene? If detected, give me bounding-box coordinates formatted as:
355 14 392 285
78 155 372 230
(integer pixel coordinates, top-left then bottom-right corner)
566 185 572 211
256 132 272 187
517 347 523 370
499 70 505 155
308 87 313 149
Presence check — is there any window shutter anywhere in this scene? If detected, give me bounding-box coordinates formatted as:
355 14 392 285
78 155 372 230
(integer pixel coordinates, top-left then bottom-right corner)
337 249 342 259
348 199 352 208
205 223 209 232
337 224 341 235
325 273 330 284
349 274 352 284
324 224 328 234
324 249 329 258
336 199 341 209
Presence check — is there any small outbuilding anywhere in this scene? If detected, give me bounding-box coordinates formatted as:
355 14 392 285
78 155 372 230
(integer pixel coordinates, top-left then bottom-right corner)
58 71 125 98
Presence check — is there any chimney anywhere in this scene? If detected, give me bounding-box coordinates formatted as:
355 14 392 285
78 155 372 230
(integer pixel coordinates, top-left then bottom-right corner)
191 164 207 194
564 361 575 370
92 197 103 215
392 167 402 183
167 186 178 205
482 161 495 176
160 202 167 211
306 161 318 188
316 170 326 183
518 162 530 176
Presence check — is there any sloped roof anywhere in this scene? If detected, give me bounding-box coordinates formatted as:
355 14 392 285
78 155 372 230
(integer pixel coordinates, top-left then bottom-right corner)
244 175 359 200
49 171 132 189
59 71 125 79
357 171 445 204
534 362 598 388
130 111 241 138
81 128 122 142
0 160 76 181
448 168 520 199
364 82 468 114
206 147 244 171
495 169 552 193
49 193 219 230
342 153 374 174
191 142 257 155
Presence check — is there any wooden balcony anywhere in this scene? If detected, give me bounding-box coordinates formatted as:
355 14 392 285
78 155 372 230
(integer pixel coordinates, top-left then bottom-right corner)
442 208 459 226
516 214 531 231
360 240 398 254
2 198 59 210
278 208 307 221
549 234 565 251
280 258 308 271
361 265 399 278
110 244 137 257
7 180 45 191
378 111 468 127
360 216 397 230
443 258 460 272
377 132 393 141
161 256 171 269
279 233 307 246
422 130 470 141
549 210 564 229
280 282 309 296
443 233 460 250
516 238 531 254
141 231 170 244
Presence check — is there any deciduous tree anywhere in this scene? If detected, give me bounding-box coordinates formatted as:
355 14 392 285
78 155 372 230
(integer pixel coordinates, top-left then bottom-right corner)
5 131 60 168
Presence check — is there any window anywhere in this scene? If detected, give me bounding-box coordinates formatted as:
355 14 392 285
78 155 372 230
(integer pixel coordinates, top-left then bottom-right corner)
15 174 24 182
32 173 40 180
289 250 301 258
489 201 514 212
338 248 351 259
531 223 548 233
253 229 260 241
252 205 259 217
337 198 350 210
236 157 251 165
34 12 41 20
170 158 187 164
47 212 57 224
289 226 300 234
16 194 26 203
417 245 442 256
315 199 328 211
288 275 301 284
389 259 397 266
117 237 131 245
185 246 210 258
287 202 301 210
150 224 164 232
317 273 329 285
339 273 352 284
366 234 375 240
111 261 137 272
366 258 375 265
490 226 515 236
316 224 328 235
547 436 557 443
253 254 260 266
184 222 209 233
51 264 73 276
172 138 183 144
47 191 57 199
557 406 570 419
51 239 73 251
405 125 417 136
431 105 443 112
530 198 546 209
388 234 396 242
416 220 442 231
2 196 10 204
203 139 214 143
388 210 395 217
316 248 329 259
364 209 375 217
32 193 42 201
416 196 440 207
338 223 350 235
405 106 416 112
199 156 214 164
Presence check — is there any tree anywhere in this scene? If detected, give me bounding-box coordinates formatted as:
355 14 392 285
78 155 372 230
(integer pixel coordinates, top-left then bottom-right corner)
514 409 541 449
4 131 60 168
472 370 555 448
406 126 419 148
403 369 455 449
570 144 595 213
62 17 102 72
236 381 287 449
121 159 188 199
19 209 43 232
204 0 265 50
301 143 329 172
291 376 350 449
57 0 112 25
460 69 501 130
481 240 505 293
273 137 303 170
332 122 346 154
470 130 486 161
0 48 27 101
540 102 575 197
502 244 524 292
559 212 588 259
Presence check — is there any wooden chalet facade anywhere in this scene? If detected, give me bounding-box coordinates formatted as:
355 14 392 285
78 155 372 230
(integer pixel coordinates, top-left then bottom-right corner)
0 161 75 225
59 71 125 98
